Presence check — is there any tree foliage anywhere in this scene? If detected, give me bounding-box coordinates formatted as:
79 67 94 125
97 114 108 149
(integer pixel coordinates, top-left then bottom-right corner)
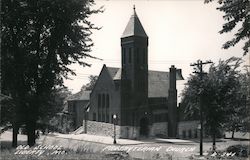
1 0 101 146
80 75 98 91
228 67 250 133
205 0 250 55
181 57 246 148
0 94 14 126
38 86 72 128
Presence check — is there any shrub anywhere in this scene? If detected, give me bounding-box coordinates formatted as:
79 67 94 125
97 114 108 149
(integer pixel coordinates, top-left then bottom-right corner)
226 145 249 157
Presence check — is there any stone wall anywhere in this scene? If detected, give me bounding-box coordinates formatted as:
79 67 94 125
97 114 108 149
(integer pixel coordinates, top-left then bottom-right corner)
151 122 168 137
86 120 121 138
120 126 140 139
177 121 199 139
85 120 201 139
85 121 152 139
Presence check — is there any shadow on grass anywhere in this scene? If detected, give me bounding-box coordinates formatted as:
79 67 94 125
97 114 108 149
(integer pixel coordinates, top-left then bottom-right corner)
0 140 27 150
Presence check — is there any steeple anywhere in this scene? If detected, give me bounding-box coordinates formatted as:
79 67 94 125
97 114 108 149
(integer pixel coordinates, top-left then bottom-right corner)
121 6 148 38
120 6 149 127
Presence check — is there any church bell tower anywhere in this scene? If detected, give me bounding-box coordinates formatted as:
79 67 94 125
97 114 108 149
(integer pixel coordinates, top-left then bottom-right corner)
120 6 149 127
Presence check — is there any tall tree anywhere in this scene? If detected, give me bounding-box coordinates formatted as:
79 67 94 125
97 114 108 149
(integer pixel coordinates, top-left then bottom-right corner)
181 57 243 150
223 67 250 138
39 86 72 133
239 68 250 132
205 0 250 55
80 75 98 91
38 86 72 131
1 0 101 147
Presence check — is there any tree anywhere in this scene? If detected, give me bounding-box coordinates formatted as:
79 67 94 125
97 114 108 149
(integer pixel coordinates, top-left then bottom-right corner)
239 68 250 132
181 57 243 150
205 0 250 55
80 75 98 91
1 0 101 147
37 86 72 132
0 94 14 127
223 67 250 138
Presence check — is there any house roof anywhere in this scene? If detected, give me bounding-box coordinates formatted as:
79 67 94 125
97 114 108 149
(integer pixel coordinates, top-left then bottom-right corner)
121 7 148 38
106 66 183 98
67 90 91 101
62 101 89 114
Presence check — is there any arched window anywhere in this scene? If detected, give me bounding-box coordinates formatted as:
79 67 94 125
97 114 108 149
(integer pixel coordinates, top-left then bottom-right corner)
136 48 139 63
122 48 126 64
128 48 132 63
102 94 105 108
98 94 101 108
106 94 109 108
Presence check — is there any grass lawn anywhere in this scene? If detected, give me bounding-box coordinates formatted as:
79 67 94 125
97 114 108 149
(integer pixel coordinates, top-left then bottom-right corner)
1 130 249 160
0 148 136 160
0 131 135 160
1 147 249 160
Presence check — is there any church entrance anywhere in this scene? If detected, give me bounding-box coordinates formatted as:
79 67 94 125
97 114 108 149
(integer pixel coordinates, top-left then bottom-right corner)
139 117 149 136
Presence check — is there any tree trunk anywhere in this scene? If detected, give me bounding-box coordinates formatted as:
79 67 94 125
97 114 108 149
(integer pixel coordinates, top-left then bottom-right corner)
231 130 234 139
212 133 216 151
27 121 36 146
12 123 19 148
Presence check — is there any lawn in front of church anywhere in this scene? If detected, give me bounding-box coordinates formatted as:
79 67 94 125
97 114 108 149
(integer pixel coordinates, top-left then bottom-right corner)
1 130 249 160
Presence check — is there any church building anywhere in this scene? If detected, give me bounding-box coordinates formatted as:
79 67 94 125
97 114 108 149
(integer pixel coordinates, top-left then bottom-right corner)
80 8 196 139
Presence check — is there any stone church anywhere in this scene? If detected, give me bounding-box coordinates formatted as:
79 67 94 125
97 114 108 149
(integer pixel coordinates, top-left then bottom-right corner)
70 8 199 139
82 8 186 139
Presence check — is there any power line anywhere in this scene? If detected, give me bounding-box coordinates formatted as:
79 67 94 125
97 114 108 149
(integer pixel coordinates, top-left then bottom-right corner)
190 59 213 156
84 59 195 64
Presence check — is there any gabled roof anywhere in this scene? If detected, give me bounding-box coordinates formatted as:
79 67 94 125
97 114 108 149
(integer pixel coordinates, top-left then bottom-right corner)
105 66 183 98
106 67 120 79
121 7 148 38
106 67 121 80
67 90 91 101
148 70 169 98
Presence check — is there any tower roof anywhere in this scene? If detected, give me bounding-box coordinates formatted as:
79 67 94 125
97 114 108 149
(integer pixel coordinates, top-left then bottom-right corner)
121 6 148 38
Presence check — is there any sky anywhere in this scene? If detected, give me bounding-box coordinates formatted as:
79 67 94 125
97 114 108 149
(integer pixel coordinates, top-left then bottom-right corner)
64 0 249 101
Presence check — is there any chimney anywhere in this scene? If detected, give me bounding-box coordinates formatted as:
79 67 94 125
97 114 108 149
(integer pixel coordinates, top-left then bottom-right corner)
168 65 177 137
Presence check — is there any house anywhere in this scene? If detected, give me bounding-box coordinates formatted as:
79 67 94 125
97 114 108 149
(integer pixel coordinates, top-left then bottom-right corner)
66 90 90 130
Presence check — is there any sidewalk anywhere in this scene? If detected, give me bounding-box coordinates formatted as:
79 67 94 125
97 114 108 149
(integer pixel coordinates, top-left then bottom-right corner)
53 133 148 145
155 138 194 144
52 133 196 145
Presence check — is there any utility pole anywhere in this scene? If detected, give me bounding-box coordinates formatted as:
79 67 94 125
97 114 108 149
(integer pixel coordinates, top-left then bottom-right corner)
190 60 212 156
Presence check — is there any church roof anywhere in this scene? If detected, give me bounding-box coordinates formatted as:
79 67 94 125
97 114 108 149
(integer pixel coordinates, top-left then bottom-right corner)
106 67 120 79
106 67 183 98
113 68 122 80
148 70 169 98
121 7 148 38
